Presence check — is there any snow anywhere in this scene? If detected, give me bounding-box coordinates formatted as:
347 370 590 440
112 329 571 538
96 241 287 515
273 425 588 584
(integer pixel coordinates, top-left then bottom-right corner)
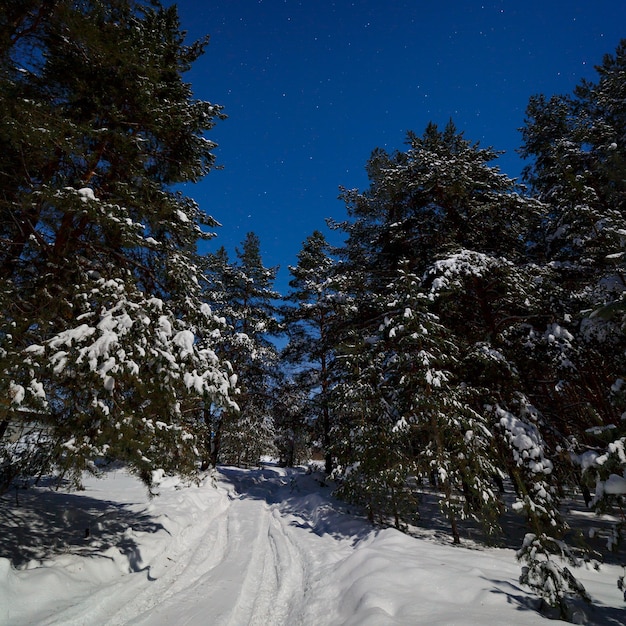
77 188 97 203
0 465 623 626
544 322 574 344
158 316 172 338
48 324 96 349
8 382 25 406
173 329 195 356
175 209 190 222
497 407 553 474
426 249 510 296
600 473 626 496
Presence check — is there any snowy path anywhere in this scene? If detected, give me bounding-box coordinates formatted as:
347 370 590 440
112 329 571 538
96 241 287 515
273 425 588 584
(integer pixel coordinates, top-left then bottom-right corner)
1 465 623 625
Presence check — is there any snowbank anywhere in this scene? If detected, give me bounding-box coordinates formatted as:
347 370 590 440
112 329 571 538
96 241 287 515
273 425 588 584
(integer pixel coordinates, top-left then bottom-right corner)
0 466 622 625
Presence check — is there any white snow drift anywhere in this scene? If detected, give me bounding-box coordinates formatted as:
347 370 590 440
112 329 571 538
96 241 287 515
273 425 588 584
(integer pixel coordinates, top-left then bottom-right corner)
0 465 623 625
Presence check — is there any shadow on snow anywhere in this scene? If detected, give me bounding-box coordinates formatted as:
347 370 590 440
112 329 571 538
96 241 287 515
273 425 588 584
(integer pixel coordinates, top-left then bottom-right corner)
0 477 165 571
218 464 375 547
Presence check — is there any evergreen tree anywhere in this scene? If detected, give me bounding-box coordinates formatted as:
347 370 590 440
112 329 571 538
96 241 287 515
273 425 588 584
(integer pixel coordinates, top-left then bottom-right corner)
0 0 234 491
204 233 281 466
336 121 540 282
329 332 417 529
330 123 552 532
271 373 312 467
282 231 337 474
520 39 626 547
332 263 499 536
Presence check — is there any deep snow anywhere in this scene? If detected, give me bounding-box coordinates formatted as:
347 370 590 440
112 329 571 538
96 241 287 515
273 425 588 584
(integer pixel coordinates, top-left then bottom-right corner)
0 465 624 625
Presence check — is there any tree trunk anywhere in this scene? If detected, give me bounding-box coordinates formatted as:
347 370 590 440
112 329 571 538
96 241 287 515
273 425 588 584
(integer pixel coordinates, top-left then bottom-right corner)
321 353 333 475
448 502 461 544
210 419 222 468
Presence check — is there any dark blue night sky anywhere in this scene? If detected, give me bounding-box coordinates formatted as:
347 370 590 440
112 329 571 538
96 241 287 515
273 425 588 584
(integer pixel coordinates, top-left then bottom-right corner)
172 0 626 291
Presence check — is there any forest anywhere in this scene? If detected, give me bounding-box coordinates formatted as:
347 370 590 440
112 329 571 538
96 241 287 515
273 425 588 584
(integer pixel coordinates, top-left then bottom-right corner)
1 1 625 620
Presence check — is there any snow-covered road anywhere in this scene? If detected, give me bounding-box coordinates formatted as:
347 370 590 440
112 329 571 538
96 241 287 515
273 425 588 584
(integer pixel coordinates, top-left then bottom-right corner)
1 465 623 625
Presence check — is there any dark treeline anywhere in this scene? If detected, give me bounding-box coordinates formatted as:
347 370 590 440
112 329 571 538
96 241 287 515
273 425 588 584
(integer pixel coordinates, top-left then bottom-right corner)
1 1 625 619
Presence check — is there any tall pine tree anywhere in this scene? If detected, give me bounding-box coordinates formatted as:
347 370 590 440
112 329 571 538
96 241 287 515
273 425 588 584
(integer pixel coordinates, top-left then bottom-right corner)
329 122 571 552
282 231 337 473
0 0 235 491
204 233 281 466
520 40 626 590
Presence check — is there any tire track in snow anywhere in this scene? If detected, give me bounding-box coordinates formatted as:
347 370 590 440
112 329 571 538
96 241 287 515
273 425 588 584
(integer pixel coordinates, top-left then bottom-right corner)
227 503 307 626
111 491 232 625
36 479 233 626
127 489 308 625
132 468 334 626
198 497 304 626
36 467 355 626
265 506 306 625
127 496 270 625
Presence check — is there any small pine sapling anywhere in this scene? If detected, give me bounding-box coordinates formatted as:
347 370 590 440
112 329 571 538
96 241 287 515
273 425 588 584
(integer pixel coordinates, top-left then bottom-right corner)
517 533 591 620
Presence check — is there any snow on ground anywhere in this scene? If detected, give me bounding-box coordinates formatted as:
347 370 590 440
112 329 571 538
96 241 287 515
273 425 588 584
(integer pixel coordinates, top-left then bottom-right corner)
0 465 624 626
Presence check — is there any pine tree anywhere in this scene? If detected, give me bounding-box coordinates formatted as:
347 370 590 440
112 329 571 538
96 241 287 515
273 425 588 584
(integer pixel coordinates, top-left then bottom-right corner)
282 231 337 474
337 121 541 282
329 122 554 535
204 233 281 467
381 263 500 537
510 40 626 612
328 315 418 529
520 39 626 549
271 373 312 467
0 0 234 491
